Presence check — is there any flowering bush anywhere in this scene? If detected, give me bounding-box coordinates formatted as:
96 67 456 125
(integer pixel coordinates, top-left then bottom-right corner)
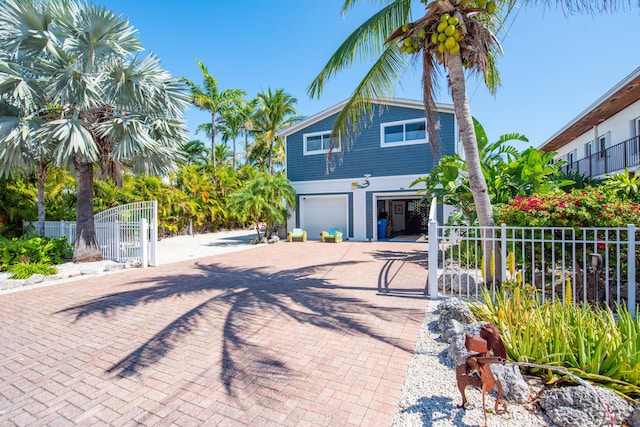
497 189 640 228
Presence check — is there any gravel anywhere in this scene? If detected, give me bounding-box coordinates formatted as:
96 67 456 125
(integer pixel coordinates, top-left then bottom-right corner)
392 302 555 427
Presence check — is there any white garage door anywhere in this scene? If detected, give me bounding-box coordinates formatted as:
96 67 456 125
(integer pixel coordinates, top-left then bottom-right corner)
301 196 348 240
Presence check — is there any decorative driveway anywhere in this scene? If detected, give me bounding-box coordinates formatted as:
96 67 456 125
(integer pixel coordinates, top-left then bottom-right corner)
0 241 429 426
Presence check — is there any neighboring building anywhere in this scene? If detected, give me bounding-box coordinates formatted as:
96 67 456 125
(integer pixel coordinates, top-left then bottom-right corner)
281 98 457 241
539 67 640 178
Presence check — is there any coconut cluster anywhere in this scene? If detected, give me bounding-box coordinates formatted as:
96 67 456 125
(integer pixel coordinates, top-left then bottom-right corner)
397 0 498 59
431 13 461 55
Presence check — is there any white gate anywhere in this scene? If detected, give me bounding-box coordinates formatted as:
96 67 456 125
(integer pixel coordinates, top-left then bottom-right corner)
24 201 158 266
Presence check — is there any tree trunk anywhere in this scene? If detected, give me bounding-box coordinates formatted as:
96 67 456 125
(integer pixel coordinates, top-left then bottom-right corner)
37 162 46 237
267 142 273 175
448 54 501 283
211 112 217 167
73 161 103 262
232 137 237 170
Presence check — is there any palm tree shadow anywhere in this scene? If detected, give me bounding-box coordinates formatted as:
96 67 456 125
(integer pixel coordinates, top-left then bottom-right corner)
57 258 418 396
398 396 474 427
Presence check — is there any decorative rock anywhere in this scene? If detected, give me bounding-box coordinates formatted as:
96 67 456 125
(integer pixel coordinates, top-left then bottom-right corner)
447 321 486 366
24 274 45 285
104 263 126 272
490 363 530 404
540 385 633 427
438 272 479 295
437 297 475 335
627 404 640 427
268 235 280 244
441 318 465 344
252 237 267 245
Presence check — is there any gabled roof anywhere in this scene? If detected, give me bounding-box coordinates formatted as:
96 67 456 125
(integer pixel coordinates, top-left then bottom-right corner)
278 97 455 138
539 67 640 152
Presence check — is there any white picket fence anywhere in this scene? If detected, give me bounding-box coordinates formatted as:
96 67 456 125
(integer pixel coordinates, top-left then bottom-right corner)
426 199 638 316
24 201 158 267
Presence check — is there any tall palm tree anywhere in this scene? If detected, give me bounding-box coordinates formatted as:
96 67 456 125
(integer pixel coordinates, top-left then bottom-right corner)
308 0 623 281
217 102 245 170
252 88 301 174
181 60 245 167
0 0 188 262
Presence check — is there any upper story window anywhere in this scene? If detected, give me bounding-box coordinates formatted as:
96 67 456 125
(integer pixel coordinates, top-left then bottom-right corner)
380 118 427 147
303 131 340 155
598 134 607 158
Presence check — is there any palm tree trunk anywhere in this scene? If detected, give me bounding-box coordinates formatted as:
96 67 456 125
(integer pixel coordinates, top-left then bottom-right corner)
37 162 47 237
448 54 500 283
267 142 273 175
73 161 103 262
232 137 237 170
211 112 217 167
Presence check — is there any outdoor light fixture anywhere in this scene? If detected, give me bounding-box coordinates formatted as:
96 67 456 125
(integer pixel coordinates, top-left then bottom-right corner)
589 253 603 270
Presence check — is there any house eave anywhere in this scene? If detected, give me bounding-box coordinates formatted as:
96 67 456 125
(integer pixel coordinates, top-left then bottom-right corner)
538 66 640 152
278 97 455 138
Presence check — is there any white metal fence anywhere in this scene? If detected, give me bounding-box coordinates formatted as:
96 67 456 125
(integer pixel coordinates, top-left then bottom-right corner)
24 201 158 267
426 201 638 315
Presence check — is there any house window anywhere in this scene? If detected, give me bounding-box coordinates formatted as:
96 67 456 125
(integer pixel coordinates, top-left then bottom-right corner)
584 141 593 157
567 151 574 167
599 135 607 158
303 131 340 155
380 118 427 147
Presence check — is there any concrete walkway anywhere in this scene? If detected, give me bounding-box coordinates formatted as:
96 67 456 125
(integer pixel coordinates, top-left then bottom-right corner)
0 240 430 426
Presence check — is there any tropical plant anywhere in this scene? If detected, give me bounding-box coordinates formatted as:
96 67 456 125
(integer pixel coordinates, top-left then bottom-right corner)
602 169 640 204
214 143 233 168
181 60 246 167
8 261 57 279
470 286 640 400
410 119 563 222
251 88 300 174
0 0 188 262
227 172 296 240
0 235 72 270
308 0 624 280
181 139 211 166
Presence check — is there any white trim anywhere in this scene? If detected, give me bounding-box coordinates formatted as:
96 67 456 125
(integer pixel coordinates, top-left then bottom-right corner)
380 118 427 147
302 130 341 156
279 97 455 138
372 191 423 240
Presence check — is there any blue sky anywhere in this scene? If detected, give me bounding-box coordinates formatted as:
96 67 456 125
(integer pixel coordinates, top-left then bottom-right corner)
100 1 639 151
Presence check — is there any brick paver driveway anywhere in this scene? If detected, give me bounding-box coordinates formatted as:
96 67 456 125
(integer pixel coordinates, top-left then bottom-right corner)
0 241 429 426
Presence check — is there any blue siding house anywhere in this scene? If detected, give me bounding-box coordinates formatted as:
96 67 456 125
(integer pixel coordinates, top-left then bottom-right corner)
281 98 456 241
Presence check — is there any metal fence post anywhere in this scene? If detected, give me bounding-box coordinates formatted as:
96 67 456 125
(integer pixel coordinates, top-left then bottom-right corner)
628 224 636 318
428 219 439 299
149 201 158 266
501 223 507 282
140 218 148 268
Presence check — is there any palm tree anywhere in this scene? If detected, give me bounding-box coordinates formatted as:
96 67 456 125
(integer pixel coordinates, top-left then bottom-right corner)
181 60 245 167
227 172 296 240
181 139 211 166
252 88 301 174
308 0 622 281
0 0 188 262
217 102 244 170
214 143 233 167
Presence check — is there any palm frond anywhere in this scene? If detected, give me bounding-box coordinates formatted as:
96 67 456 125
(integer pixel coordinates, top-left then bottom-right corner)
308 0 411 98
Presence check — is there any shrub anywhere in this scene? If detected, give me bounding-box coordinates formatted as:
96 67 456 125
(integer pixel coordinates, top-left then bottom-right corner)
496 188 640 228
0 235 72 271
470 285 640 400
8 262 58 279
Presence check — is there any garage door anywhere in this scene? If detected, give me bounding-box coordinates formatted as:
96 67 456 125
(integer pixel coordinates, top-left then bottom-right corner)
301 196 348 240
